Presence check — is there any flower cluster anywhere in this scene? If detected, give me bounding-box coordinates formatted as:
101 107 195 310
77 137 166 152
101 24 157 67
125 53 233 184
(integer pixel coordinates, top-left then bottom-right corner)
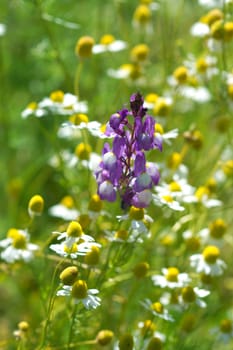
95 93 162 209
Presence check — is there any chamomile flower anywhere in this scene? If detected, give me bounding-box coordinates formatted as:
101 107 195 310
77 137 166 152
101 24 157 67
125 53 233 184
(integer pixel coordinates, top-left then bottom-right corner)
0 23 6 36
0 228 38 263
107 63 142 81
142 299 174 322
152 190 185 211
199 218 227 246
179 285 210 308
215 318 233 343
152 267 191 289
49 196 80 221
92 34 127 54
53 221 95 247
22 91 88 118
57 279 101 309
190 245 227 276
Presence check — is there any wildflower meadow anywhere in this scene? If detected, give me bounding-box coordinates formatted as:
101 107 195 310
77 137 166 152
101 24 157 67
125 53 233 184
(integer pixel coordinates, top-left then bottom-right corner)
1 0 233 349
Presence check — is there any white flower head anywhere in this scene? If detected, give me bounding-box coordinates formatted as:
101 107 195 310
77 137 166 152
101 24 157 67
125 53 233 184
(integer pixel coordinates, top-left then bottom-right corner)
190 245 226 276
152 267 191 289
57 280 101 309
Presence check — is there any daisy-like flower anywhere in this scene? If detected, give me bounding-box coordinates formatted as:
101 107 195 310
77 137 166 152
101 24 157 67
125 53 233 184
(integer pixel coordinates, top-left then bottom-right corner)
214 318 233 343
53 221 95 247
49 196 80 221
190 245 227 276
152 190 185 211
199 218 227 247
179 285 210 308
0 228 38 263
107 63 142 81
0 23 6 36
152 267 191 289
141 299 174 322
92 34 127 54
57 279 101 309
21 90 88 119
50 240 100 259
194 185 222 208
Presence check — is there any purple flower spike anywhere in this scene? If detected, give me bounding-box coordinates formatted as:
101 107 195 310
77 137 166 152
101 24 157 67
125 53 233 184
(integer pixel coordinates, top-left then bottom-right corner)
95 93 162 209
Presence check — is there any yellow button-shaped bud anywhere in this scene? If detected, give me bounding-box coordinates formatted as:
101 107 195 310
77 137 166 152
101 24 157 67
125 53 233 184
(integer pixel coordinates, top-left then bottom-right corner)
71 280 88 299
115 229 128 240
151 302 163 314
146 93 159 104
75 142 92 160
67 221 83 237
224 21 233 41
173 66 188 84
209 218 227 239
167 152 182 169
154 123 164 134
133 262 150 279
205 8 223 26
196 57 208 73
139 320 156 336
59 266 78 285
133 5 151 24
146 337 163 350
118 333 134 350
222 159 233 176
12 231 27 249
153 99 170 117
211 19 224 40
220 319 232 333
131 44 149 62
84 246 100 266
18 321 29 332
75 36 94 58
28 194 44 216
227 84 233 99
96 329 114 346
203 245 220 264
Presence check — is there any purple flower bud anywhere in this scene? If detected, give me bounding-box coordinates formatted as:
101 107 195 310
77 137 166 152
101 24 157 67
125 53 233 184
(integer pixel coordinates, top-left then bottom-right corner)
98 181 117 202
131 189 152 208
133 172 152 192
146 162 160 185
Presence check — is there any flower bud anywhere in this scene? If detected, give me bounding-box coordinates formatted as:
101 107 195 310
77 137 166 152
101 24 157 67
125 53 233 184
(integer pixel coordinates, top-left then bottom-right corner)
96 329 114 346
28 194 44 217
59 266 78 285
75 36 94 58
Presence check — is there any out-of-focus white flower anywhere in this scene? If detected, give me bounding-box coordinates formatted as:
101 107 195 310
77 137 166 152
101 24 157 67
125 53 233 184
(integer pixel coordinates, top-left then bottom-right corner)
92 34 127 54
190 245 226 276
57 280 101 309
22 91 88 118
0 23 6 36
190 22 210 37
198 0 232 7
152 267 191 289
0 228 38 263
141 299 174 321
179 285 210 308
49 196 79 221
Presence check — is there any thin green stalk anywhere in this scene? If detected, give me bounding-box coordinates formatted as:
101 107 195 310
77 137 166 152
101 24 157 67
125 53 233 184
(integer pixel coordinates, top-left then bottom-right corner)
74 61 83 98
67 303 78 349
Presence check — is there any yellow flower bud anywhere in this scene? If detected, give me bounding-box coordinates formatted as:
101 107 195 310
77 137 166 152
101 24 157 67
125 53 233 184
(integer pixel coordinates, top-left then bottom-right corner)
59 266 78 285
222 159 233 176
133 5 151 24
96 329 114 346
224 21 233 41
28 195 44 217
209 219 227 239
75 36 94 58
75 142 92 160
131 44 149 62
167 152 182 170
173 66 188 84
18 321 29 332
69 113 89 125
129 206 144 220
133 262 150 278
204 9 223 26
88 194 103 212
220 319 232 333
181 286 196 303
211 19 224 40
165 267 179 282
84 246 100 266
67 221 83 237
203 245 220 264
71 280 88 299
146 337 163 350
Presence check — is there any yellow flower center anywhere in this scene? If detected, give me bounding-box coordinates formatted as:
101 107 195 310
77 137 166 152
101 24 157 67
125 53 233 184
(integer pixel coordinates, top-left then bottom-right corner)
220 319 232 333
203 245 220 264
169 181 181 192
224 22 233 41
181 286 196 303
139 319 156 336
222 159 233 176
165 267 179 282
131 44 149 62
205 177 217 192
162 195 173 203
64 243 78 254
204 8 223 26
18 321 29 332
12 231 27 249
60 196 75 209
211 19 224 40
78 214 91 230
115 229 128 240
27 101 38 110
129 206 144 220
145 93 159 104
146 337 163 350
196 58 208 73
100 34 115 45
71 280 88 299
119 333 134 350
195 186 210 200
75 142 92 160
84 246 100 266
133 5 151 24
173 66 188 84
153 98 170 116
151 302 163 314
75 36 95 58
154 123 164 134
88 194 103 212
167 152 182 169
69 113 89 125
50 90 64 102
67 221 83 237
209 219 227 239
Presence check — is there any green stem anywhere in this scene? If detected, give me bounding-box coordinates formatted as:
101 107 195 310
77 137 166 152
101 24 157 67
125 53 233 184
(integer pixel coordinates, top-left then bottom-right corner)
74 61 83 98
67 303 78 349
